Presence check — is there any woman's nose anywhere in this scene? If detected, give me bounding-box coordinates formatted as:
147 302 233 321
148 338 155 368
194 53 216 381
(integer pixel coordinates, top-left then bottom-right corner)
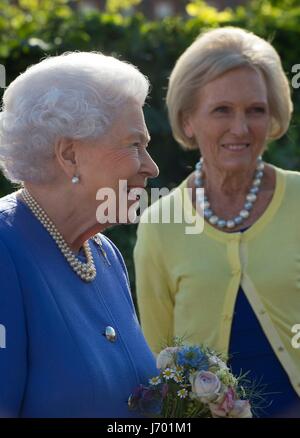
230 113 249 136
143 150 159 179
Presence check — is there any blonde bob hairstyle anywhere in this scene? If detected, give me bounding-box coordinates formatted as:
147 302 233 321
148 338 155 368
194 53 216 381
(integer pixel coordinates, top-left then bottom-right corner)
166 26 293 150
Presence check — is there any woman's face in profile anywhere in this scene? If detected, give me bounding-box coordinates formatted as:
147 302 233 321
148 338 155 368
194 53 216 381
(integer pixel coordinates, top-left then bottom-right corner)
183 66 271 173
74 100 158 225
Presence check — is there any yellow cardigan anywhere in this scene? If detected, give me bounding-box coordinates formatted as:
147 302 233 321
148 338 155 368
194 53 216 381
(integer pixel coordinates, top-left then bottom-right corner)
134 165 300 397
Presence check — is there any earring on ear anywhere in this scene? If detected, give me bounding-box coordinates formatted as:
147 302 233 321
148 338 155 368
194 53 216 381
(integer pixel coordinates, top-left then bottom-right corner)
72 175 80 184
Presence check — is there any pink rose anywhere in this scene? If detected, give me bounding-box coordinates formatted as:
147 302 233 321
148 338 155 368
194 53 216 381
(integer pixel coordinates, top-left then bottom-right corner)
228 400 252 418
210 393 252 418
209 387 235 417
190 371 221 403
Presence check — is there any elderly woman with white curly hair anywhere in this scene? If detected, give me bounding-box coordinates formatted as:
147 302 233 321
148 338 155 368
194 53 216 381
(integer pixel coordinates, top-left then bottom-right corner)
0 52 159 417
135 27 300 417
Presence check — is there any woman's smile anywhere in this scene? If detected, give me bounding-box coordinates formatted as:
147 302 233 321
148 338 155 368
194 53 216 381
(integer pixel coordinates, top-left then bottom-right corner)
221 143 250 151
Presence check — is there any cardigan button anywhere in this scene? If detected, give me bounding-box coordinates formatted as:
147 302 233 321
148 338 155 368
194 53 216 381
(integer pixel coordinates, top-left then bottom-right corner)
104 326 117 342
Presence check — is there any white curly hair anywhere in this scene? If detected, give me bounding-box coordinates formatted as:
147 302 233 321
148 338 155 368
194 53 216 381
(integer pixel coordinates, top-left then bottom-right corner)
0 51 149 183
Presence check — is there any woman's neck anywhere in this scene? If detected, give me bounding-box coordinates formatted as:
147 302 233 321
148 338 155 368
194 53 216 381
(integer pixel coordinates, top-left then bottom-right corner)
189 162 276 228
202 162 256 200
20 182 105 253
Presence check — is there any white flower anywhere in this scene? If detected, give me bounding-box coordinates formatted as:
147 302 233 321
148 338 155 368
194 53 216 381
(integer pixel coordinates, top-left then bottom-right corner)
177 388 188 399
162 368 175 380
156 347 179 370
208 355 228 370
190 371 222 403
149 376 161 386
173 373 184 383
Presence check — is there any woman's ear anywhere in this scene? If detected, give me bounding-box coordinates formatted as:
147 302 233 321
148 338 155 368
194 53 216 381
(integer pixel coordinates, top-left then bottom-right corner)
54 137 78 178
182 114 194 139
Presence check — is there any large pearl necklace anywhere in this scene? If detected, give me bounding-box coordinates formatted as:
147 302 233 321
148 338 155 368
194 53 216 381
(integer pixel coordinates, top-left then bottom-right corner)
194 156 265 229
21 189 97 282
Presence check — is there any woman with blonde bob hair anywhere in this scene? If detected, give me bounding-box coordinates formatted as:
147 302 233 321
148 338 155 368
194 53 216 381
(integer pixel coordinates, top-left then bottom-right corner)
135 27 300 417
167 27 292 148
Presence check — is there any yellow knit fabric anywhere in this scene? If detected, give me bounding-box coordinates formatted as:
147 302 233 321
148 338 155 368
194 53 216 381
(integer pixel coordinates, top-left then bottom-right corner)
134 166 300 397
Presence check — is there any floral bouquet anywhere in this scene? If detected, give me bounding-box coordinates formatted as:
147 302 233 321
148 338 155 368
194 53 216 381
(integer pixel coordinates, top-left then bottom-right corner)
128 341 254 418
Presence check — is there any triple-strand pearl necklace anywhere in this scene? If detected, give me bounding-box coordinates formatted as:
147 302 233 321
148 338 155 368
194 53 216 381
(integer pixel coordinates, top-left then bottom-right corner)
194 156 265 230
21 189 97 282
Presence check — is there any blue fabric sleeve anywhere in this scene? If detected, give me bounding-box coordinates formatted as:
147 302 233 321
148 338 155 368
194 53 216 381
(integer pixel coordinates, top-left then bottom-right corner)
0 237 27 417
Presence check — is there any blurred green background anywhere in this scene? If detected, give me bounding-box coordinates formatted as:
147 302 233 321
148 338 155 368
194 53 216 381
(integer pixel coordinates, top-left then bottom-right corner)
0 0 299 306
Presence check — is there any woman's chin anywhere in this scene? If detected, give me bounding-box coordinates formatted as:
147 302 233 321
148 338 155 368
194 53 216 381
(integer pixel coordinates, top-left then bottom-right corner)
218 151 256 172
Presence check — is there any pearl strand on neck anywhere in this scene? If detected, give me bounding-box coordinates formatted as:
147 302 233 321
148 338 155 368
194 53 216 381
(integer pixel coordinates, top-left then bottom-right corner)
194 157 265 229
21 189 97 282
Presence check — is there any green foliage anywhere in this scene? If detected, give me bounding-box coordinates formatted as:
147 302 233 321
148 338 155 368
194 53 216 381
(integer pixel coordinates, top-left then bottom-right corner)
0 0 299 301
186 0 234 22
105 0 142 14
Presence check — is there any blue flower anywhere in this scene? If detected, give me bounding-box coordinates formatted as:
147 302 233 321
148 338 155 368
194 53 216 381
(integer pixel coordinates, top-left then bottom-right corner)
177 346 209 370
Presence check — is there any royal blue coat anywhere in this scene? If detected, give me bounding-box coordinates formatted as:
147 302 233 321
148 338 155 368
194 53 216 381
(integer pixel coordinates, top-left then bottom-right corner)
0 193 157 417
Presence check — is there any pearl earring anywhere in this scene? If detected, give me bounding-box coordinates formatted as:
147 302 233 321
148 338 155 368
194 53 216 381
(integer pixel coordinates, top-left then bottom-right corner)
72 175 80 184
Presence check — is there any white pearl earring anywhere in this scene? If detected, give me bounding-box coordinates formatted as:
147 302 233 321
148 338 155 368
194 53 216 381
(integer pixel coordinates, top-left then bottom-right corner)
72 175 80 184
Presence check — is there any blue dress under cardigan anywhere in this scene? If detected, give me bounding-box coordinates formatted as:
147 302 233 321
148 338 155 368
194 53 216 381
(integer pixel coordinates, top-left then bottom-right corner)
228 230 300 418
0 192 157 418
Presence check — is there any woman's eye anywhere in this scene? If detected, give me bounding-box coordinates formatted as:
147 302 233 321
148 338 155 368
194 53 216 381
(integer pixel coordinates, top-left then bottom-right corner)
249 107 266 114
214 106 230 113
